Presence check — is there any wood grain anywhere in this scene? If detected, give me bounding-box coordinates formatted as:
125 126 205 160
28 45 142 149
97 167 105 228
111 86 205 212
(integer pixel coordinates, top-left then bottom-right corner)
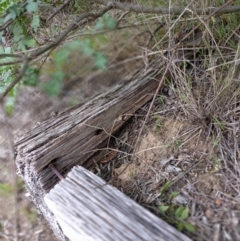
15 60 168 240
45 166 192 241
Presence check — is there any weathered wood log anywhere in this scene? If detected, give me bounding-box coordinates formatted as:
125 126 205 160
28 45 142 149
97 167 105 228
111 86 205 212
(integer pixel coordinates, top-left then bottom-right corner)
15 60 168 240
16 61 166 191
45 166 192 241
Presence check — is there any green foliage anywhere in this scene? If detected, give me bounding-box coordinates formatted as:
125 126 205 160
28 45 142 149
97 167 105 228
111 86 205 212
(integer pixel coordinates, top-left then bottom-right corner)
23 66 40 86
0 0 16 15
0 46 18 115
80 39 108 69
157 95 165 104
0 182 13 195
73 0 92 13
213 116 225 131
3 3 24 23
31 13 40 32
0 0 40 114
0 0 39 50
155 115 164 130
5 85 17 116
158 191 196 233
26 0 39 13
210 158 222 174
40 73 64 96
95 13 117 31
27 208 38 223
159 186 195 233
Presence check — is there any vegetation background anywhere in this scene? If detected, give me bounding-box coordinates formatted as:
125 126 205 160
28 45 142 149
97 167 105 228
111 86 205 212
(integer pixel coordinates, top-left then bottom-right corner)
0 0 240 240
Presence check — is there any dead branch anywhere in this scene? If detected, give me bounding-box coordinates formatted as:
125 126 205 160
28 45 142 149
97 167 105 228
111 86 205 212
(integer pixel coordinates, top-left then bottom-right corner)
92 0 238 16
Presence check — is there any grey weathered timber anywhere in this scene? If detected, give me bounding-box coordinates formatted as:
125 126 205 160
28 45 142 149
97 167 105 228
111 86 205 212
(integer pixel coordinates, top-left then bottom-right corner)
45 166 192 241
16 61 166 192
15 60 167 240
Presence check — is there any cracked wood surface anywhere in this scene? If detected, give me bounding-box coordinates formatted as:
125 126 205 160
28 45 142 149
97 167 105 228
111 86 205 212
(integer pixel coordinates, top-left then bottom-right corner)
45 166 192 241
15 60 168 240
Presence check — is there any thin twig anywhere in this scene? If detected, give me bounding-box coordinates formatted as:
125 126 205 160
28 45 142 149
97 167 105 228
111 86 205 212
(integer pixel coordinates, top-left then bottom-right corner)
0 104 19 241
0 56 29 101
91 0 239 16
47 0 72 22
29 5 113 59
49 164 64 180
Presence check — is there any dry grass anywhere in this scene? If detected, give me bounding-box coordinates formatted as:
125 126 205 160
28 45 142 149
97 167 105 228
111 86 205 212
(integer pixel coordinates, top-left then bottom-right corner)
97 1 240 240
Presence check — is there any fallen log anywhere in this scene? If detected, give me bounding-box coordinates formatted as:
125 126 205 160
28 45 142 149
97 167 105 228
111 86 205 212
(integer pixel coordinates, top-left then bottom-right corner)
45 166 192 241
15 60 168 240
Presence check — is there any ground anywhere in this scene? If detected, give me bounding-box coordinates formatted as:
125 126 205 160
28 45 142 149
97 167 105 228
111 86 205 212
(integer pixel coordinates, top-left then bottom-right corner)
1 2 240 240
1 65 240 241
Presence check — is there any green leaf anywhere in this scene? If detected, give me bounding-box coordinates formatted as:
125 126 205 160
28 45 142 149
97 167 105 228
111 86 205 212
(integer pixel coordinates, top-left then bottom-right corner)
31 13 40 32
184 223 196 232
180 207 189 220
40 72 64 96
4 4 22 22
26 0 38 13
175 206 184 218
160 181 172 198
23 67 39 86
4 46 11 54
25 37 36 47
95 17 105 30
80 39 95 56
55 48 70 67
95 13 117 30
5 85 17 116
13 23 24 42
168 191 180 202
4 12 15 23
68 40 81 50
17 36 36 51
106 16 117 30
158 205 169 213
94 52 107 69
0 182 13 195
177 221 184 231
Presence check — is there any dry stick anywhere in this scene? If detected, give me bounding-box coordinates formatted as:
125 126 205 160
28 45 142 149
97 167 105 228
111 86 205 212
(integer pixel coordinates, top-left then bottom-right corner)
0 7 111 66
0 54 23 59
0 2 27 31
92 0 240 15
49 164 64 180
30 5 113 59
0 105 19 241
0 54 29 241
0 56 29 101
47 0 72 22
0 5 112 99
116 11 130 27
